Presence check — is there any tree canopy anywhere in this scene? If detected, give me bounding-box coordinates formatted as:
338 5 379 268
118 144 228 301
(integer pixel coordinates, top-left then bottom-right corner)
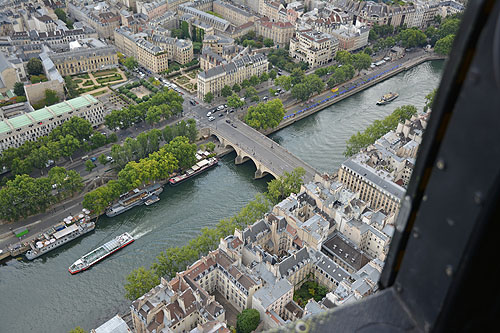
27 58 43 76
244 99 285 130
227 93 244 109
434 34 455 55
344 105 418 157
124 57 138 70
236 309 260 333
267 168 306 204
204 92 214 103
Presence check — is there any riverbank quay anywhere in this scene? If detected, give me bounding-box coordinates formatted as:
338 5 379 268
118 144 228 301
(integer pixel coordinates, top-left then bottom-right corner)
263 52 446 135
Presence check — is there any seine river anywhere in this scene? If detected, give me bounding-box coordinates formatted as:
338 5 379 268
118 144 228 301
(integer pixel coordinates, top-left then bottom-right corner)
0 60 444 333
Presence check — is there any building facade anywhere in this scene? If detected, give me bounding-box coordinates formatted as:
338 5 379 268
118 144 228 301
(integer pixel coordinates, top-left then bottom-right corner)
289 29 338 69
50 44 118 76
0 95 105 152
256 18 294 49
197 53 268 98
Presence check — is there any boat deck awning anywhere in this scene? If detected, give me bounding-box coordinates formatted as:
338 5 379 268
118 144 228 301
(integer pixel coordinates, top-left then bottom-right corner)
53 224 79 239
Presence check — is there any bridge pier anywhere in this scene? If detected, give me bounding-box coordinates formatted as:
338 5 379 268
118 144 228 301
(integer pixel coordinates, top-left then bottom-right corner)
235 154 250 165
254 168 269 179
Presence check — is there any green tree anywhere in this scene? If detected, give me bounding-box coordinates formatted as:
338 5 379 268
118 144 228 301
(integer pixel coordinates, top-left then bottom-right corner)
205 142 215 152
54 8 67 22
290 68 305 85
64 76 78 98
244 87 258 98
90 132 107 149
352 53 372 71
398 28 427 48
263 38 274 47
241 79 251 88
221 85 232 98
163 136 197 170
13 82 25 96
438 18 460 39
425 26 439 46
181 21 190 39
124 266 159 300
434 34 455 55
249 75 260 86
269 69 277 80
244 99 284 130
44 89 59 106
232 83 241 93
98 154 108 165
204 92 214 103
344 105 418 157
236 309 260 333
85 160 96 172
27 58 43 75
171 28 183 38
227 93 244 109
364 47 373 55
260 72 269 83
68 326 86 333
424 88 437 112
291 83 310 102
124 57 138 70
335 50 352 65
267 167 306 204
275 75 292 91
59 134 80 162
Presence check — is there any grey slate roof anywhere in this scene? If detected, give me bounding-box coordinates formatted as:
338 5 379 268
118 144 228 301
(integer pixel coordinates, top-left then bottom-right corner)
343 157 405 199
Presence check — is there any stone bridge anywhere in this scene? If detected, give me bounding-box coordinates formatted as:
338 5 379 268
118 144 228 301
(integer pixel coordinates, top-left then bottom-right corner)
206 119 318 181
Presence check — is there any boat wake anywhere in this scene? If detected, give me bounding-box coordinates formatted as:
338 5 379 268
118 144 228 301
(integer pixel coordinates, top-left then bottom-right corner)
131 228 152 240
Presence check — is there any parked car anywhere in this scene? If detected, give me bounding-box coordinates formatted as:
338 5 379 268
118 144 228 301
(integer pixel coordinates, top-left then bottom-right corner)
219 113 224 117
263 96 268 101
90 157 97 162
217 105 224 111
231 123 237 128
206 112 212 117
190 100 196 106
208 116 215 121
225 119 231 124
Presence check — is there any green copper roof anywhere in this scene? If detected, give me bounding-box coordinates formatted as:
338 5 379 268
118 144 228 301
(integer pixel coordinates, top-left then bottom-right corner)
30 108 53 122
9 114 32 129
0 95 98 135
0 121 11 134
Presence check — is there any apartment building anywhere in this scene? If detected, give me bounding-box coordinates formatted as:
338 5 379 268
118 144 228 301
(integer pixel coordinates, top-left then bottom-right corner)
258 0 283 22
115 27 193 71
136 38 169 73
10 28 97 46
49 39 118 76
68 3 120 39
0 95 105 152
151 35 193 65
289 29 338 69
178 3 231 34
256 18 294 49
213 0 257 26
136 0 167 20
329 23 369 52
33 15 56 33
130 246 260 333
197 53 268 99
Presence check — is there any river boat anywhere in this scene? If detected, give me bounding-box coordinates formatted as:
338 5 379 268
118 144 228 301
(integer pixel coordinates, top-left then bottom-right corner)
105 183 163 217
144 195 160 206
376 92 399 105
68 232 134 274
169 157 218 186
25 212 95 260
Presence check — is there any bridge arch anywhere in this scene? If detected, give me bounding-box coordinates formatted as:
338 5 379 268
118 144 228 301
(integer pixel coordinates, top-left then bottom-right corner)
210 129 277 179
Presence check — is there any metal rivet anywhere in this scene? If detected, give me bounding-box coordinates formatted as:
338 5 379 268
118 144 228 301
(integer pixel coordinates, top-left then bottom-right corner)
395 282 403 293
474 192 483 205
413 231 419 238
422 195 428 202
446 218 455 226
445 265 453 277
405 195 411 201
436 159 446 170
295 321 308 333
